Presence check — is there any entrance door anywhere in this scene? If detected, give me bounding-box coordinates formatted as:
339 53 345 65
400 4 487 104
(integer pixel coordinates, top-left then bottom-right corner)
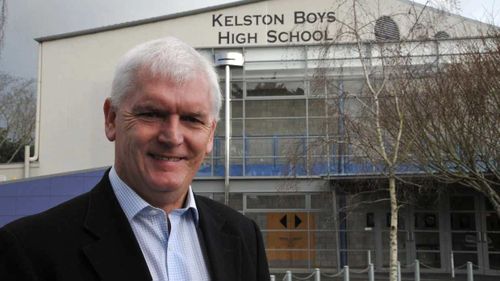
266 212 315 268
449 195 482 270
449 195 500 274
481 199 500 274
413 211 442 271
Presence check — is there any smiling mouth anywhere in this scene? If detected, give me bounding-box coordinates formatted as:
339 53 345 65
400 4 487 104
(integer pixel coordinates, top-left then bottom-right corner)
149 153 184 161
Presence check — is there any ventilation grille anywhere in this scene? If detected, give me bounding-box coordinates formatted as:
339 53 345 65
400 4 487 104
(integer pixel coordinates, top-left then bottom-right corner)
434 31 450 39
374 16 400 41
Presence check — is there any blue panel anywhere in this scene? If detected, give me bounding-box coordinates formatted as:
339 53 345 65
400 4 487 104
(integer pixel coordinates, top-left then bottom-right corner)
0 216 18 227
196 171 212 177
344 162 380 174
83 169 105 191
15 180 52 196
83 177 101 192
0 169 107 227
281 164 307 176
15 197 53 216
50 176 87 196
245 164 278 176
310 163 329 175
329 159 341 174
0 184 18 196
0 198 16 215
214 165 225 177
230 165 243 176
396 163 421 173
196 165 213 177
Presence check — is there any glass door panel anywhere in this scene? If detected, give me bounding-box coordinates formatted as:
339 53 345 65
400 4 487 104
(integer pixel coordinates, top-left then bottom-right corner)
450 196 480 270
484 202 500 273
414 212 441 269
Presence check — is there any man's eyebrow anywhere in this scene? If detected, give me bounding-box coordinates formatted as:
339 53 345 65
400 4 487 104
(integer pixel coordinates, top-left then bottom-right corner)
189 111 205 117
186 111 211 119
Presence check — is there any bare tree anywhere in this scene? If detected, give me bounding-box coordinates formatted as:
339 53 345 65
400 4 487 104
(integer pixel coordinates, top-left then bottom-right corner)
283 0 465 279
334 5 409 281
0 73 36 163
0 1 37 164
400 35 500 217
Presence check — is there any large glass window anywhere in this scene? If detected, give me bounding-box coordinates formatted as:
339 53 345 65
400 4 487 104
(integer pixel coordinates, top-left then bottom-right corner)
246 99 305 117
450 195 480 268
247 81 305 97
414 211 441 268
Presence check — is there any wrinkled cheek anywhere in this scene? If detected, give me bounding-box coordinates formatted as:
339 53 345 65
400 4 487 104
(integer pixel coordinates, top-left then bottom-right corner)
123 136 144 169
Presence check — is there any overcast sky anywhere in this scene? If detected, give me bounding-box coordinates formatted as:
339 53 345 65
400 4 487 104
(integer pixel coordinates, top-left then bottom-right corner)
0 0 498 79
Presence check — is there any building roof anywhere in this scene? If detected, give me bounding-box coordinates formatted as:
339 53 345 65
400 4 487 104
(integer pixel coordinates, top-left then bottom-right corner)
35 0 259 42
35 0 494 43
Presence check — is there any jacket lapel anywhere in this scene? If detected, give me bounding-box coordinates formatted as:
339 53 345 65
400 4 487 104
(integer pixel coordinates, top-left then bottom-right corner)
82 173 151 281
196 196 242 281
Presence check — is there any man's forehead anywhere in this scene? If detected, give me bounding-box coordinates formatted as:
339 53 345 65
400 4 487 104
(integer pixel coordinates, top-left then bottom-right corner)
127 73 207 97
117 68 215 114
135 65 206 85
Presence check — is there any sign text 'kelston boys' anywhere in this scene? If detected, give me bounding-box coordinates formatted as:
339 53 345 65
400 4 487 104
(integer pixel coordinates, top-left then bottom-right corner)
212 11 336 45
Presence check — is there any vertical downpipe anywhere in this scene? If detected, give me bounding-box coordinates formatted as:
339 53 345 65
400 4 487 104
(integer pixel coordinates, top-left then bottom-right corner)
224 65 231 205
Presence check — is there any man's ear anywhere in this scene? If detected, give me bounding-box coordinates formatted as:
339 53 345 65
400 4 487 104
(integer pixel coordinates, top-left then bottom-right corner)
103 98 117 141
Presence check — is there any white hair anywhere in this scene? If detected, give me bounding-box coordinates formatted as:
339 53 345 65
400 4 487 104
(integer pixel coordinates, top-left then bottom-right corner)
110 37 221 121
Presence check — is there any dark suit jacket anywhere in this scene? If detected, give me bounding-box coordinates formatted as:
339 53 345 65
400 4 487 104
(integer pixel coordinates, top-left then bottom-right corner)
0 172 270 281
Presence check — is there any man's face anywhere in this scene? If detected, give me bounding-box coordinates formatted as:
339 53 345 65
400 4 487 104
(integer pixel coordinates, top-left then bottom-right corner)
104 70 216 205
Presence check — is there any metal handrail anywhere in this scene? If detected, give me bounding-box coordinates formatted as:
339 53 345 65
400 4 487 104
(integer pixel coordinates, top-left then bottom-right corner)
321 268 345 278
271 259 482 281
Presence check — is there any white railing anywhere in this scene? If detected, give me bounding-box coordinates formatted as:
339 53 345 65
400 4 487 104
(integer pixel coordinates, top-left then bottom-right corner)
270 256 480 281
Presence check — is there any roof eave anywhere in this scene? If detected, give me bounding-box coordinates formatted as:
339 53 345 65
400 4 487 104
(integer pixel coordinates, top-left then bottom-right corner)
35 0 261 43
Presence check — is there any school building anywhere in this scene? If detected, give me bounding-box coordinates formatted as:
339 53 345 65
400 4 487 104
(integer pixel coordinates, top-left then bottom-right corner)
0 0 498 277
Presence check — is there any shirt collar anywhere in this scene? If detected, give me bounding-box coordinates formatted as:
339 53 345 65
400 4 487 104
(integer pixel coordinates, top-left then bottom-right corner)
108 166 199 224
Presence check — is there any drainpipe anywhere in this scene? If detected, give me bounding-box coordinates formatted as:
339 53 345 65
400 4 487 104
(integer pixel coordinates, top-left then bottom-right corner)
24 44 42 178
214 51 244 205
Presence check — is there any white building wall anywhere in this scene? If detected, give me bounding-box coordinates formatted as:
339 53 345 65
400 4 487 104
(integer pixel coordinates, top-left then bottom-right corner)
1 0 491 178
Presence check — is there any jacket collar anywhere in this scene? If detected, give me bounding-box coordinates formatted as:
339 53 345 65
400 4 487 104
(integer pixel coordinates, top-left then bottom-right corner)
109 166 200 225
195 196 242 281
80 171 242 281
82 171 152 281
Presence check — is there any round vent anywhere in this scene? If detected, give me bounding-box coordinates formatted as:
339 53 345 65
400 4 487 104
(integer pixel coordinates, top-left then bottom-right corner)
374 16 400 41
413 23 428 39
434 31 450 39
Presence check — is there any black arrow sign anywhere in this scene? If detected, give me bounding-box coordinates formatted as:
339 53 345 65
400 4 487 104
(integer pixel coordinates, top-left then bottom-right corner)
280 214 287 228
295 214 302 228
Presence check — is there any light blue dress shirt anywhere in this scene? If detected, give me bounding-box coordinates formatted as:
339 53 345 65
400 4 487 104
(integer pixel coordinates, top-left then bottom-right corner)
109 167 211 281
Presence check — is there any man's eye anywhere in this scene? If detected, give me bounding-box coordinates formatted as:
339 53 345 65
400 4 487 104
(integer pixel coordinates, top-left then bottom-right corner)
138 112 151 117
182 116 202 124
137 112 161 118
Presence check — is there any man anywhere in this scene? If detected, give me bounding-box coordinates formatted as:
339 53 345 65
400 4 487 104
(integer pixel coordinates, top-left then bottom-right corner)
0 37 270 281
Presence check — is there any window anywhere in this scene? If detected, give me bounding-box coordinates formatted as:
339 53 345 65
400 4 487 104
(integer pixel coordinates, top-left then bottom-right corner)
247 81 305 97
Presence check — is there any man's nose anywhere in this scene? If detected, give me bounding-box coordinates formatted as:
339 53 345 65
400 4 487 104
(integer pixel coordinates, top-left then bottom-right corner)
157 116 183 146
